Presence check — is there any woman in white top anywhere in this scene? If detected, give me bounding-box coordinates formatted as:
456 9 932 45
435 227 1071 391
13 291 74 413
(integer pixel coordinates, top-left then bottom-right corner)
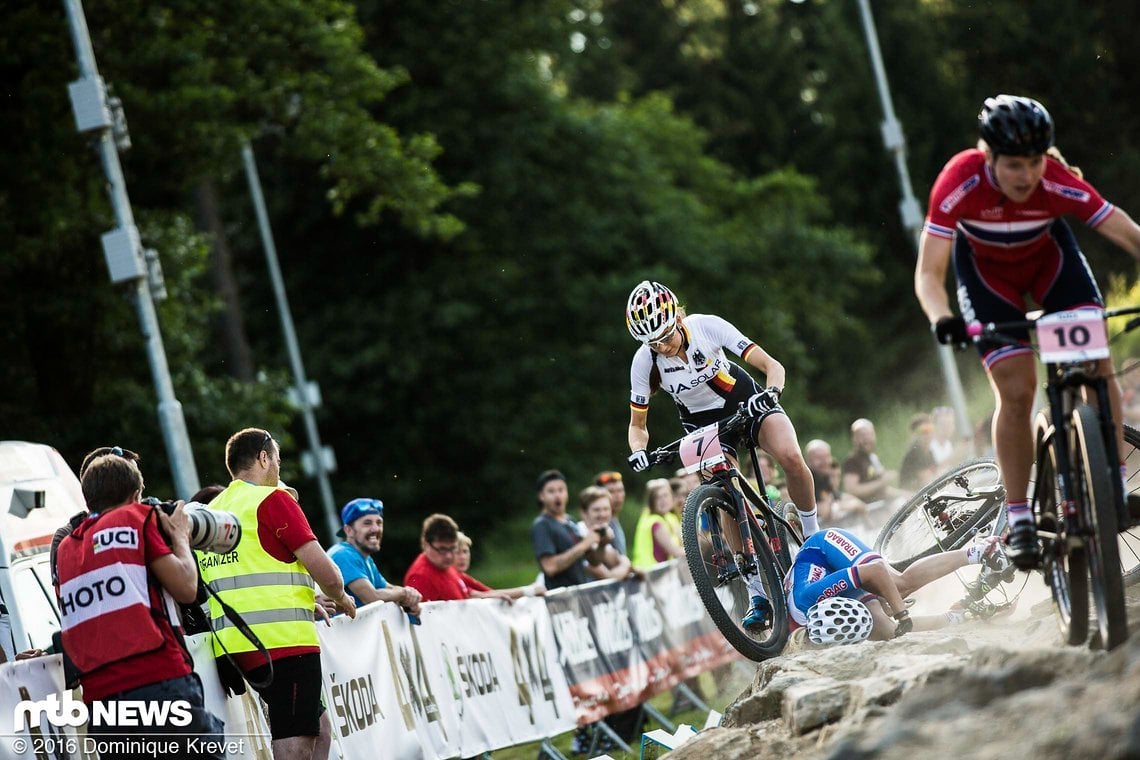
623 281 819 629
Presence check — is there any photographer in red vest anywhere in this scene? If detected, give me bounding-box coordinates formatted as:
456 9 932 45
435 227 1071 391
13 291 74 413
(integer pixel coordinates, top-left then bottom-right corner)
54 452 224 759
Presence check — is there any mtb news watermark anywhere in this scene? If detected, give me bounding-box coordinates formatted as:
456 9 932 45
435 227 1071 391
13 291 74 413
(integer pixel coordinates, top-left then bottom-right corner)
11 693 246 756
15 692 191 730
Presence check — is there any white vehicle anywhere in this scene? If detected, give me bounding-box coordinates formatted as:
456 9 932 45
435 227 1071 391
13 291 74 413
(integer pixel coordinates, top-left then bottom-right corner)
0 441 83 659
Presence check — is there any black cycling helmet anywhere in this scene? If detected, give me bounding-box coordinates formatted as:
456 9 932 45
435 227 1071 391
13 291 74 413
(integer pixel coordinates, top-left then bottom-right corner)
978 95 1054 156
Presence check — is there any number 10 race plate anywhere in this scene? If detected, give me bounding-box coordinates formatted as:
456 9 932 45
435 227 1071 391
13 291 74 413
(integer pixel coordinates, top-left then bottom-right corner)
1036 308 1109 363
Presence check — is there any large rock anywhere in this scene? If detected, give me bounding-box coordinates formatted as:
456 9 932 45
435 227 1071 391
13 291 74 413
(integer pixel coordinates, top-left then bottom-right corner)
666 587 1140 760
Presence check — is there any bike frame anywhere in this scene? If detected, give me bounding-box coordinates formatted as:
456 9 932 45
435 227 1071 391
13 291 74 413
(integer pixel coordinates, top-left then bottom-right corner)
651 406 802 573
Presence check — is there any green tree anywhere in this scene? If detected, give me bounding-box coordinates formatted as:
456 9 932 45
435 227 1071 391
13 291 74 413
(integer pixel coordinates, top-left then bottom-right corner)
0 0 459 497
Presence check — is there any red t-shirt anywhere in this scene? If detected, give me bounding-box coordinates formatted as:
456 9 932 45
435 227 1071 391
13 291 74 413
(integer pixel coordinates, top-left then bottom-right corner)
234 489 320 671
79 506 193 702
404 553 473 601
461 572 490 593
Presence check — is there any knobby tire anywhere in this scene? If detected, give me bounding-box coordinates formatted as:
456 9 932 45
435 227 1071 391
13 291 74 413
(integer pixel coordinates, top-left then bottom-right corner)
1072 403 1127 650
1037 416 1088 646
682 484 789 661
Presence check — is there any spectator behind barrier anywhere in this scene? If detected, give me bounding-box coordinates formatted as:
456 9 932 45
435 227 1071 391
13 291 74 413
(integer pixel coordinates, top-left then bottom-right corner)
899 413 940 490
54 452 224 759
630 479 684 569
532 470 595 590
404 514 517 602
804 439 867 527
594 471 629 555
841 419 908 510
576 486 636 581
328 498 422 615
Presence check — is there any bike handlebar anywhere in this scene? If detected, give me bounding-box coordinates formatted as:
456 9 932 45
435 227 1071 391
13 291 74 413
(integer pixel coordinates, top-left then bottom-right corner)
966 305 1140 341
647 402 753 468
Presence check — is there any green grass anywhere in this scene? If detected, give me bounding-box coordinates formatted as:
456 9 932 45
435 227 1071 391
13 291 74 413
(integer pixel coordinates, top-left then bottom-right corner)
485 667 755 759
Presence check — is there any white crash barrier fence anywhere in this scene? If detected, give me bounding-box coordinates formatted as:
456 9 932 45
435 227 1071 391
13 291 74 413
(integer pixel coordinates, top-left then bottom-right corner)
0 561 735 760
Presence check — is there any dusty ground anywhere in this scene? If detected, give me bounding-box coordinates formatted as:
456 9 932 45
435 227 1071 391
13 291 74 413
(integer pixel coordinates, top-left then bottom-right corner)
665 570 1140 760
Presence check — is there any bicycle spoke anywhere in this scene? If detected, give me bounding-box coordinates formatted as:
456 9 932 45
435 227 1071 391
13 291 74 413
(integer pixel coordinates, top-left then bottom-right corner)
1120 425 1140 585
874 459 1003 569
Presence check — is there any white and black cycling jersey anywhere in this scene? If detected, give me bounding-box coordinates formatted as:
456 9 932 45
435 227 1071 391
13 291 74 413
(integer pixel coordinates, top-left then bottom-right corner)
629 313 761 421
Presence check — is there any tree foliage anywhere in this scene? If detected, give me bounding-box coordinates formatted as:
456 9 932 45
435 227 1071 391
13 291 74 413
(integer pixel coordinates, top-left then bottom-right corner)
2 0 1137 567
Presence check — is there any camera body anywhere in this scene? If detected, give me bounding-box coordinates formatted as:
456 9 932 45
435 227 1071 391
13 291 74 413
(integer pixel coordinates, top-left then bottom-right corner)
142 497 242 554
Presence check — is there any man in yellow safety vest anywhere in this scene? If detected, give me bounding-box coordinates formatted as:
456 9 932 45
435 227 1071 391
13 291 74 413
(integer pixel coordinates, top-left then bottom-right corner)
199 428 356 760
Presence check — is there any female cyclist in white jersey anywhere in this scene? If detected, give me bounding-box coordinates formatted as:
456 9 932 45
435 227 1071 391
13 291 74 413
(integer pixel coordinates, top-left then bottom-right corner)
624 281 820 630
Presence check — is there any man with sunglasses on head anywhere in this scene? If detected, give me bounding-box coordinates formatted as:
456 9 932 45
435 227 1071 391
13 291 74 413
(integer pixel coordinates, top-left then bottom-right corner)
199 428 355 760
328 498 422 614
624 281 820 631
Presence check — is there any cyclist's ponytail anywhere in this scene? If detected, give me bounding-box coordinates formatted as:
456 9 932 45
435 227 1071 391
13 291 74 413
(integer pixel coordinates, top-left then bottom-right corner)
649 355 661 395
1046 146 1083 178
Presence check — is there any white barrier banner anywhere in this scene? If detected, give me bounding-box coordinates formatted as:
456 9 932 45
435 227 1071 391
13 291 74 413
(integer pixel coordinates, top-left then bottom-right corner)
0 655 81 760
415 597 577 755
186 632 273 760
315 596 576 760
317 600 435 760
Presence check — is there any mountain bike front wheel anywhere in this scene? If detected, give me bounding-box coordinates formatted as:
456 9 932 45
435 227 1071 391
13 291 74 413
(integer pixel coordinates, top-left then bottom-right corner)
682 484 789 661
1036 416 1088 646
1072 403 1127 650
874 459 1003 570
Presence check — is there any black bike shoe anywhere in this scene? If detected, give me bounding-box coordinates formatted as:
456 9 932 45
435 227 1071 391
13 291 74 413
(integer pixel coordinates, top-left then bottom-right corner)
1004 522 1042 570
892 609 913 638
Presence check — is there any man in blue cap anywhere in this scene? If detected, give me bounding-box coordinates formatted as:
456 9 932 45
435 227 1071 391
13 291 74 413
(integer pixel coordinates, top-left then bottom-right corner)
328 498 423 614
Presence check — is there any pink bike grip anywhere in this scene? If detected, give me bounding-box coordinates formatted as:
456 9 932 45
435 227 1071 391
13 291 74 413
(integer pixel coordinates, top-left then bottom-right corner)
966 322 983 338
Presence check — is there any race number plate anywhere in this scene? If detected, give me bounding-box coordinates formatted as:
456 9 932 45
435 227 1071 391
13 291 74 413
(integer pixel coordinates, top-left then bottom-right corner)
1036 308 1109 363
678 423 726 474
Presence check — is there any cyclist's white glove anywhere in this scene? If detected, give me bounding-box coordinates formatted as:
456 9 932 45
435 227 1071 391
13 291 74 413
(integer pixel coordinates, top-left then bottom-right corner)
746 386 782 418
627 449 649 473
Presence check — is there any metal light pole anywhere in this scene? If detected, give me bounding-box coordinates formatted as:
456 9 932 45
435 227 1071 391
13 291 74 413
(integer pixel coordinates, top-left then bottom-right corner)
241 142 340 541
854 0 972 440
62 0 201 497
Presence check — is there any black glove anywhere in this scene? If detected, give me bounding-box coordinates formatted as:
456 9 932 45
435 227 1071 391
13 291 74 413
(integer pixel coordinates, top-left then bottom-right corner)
746 386 782 418
933 316 969 349
627 449 649 473
892 609 913 638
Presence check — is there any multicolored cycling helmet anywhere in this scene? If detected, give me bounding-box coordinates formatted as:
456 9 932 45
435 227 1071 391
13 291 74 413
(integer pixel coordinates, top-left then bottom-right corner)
626 281 678 344
978 95 1054 156
806 597 874 645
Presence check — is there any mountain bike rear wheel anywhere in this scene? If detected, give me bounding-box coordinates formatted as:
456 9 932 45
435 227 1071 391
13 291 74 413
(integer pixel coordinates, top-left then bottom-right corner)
874 459 1003 570
1037 417 1088 646
1072 403 1127 650
1120 424 1140 586
682 484 789 661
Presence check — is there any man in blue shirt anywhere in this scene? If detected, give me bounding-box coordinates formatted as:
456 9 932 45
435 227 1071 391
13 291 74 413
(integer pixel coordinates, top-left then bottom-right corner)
328 498 422 615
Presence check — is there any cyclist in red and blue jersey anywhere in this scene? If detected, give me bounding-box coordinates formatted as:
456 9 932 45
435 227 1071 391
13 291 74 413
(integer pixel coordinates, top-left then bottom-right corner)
624 280 819 630
915 95 1140 569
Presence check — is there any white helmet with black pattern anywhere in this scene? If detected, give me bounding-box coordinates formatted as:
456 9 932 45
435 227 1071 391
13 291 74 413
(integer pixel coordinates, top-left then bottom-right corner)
806 597 874 645
625 281 678 344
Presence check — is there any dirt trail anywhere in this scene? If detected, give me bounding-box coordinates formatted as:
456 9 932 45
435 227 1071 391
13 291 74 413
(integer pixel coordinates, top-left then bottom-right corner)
666 577 1140 759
